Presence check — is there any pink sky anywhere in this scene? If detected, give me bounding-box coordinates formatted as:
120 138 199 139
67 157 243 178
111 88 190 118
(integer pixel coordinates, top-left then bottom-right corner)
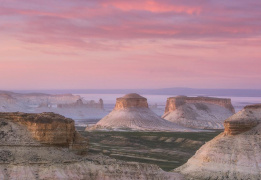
0 0 261 90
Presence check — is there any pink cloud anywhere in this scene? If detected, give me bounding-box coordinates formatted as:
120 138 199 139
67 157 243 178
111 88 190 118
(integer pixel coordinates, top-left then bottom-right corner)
101 0 201 14
0 0 261 89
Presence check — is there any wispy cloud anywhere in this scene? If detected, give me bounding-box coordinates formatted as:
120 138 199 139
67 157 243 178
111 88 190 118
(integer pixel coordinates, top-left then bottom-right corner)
0 0 261 89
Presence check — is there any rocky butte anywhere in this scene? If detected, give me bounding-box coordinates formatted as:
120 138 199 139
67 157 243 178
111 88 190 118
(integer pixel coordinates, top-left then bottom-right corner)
162 96 235 129
87 93 196 131
175 104 261 179
0 112 183 179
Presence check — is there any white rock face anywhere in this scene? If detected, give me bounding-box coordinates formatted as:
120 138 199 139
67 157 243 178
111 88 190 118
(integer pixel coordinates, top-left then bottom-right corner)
175 104 261 180
89 107 195 131
162 96 235 129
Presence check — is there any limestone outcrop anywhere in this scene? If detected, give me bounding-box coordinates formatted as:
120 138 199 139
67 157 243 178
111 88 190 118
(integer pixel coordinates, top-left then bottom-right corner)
0 112 183 179
162 96 235 129
175 104 261 179
224 104 261 135
87 93 196 132
0 112 88 154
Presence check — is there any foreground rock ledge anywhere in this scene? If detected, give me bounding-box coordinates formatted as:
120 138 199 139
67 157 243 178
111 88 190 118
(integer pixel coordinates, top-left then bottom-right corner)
175 104 261 180
0 112 183 179
0 112 88 154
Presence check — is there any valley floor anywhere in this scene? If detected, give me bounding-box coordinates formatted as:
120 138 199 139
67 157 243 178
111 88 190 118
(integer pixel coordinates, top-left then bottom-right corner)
77 127 221 171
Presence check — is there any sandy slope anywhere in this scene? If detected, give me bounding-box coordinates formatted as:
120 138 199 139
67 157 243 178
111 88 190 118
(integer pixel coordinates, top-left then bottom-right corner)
88 107 198 132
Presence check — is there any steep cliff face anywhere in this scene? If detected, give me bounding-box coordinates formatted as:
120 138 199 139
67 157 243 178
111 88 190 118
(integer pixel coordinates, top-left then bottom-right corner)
0 113 183 180
164 96 235 114
87 93 197 132
0 112 88 154
162 96 235 129
115 93 148 110
175 104 261 180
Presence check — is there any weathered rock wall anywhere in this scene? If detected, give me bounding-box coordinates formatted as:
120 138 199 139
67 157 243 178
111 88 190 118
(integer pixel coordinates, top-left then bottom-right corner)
0 112 88 154
165 96 235 113
115 98 148 110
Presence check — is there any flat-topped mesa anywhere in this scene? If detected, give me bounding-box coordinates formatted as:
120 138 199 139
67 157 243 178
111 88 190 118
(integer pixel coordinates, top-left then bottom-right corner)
165 96 235 114
224 104 261 135
114 93 148 110
162 96 235 130
0 112 88 154
87 93 196 132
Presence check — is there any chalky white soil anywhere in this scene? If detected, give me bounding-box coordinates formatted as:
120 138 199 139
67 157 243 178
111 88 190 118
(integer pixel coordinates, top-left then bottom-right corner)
163 103 234 129
88 107 198 132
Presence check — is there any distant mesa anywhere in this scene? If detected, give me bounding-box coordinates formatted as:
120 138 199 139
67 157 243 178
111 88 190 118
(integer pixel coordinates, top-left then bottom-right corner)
57 98 104 109
175 104 261 179
162 96 235 129
0 90 107 120
86 93 196 132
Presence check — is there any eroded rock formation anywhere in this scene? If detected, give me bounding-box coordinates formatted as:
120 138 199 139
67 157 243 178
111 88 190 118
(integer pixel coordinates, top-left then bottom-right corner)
0 112 183 179
175 104 261 179
162 96 235 129
0 112 88 154
87 93 196 132
115 93 148 109
164 96 235 114
224 104 261 135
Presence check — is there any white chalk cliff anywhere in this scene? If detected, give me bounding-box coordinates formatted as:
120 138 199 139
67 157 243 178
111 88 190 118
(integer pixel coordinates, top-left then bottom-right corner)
87 93 195 131
175 104 261 180
162 96 235 129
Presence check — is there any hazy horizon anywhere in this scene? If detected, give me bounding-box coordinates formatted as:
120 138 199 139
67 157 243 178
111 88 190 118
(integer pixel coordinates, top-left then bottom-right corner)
2 87 261 97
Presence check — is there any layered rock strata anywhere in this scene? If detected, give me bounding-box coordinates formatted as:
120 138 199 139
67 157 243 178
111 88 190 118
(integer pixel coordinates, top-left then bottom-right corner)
175 104 261 179
87 93 196 132
162 96 235 129
0 112 88 154
224 104 261 135
0 113 183 179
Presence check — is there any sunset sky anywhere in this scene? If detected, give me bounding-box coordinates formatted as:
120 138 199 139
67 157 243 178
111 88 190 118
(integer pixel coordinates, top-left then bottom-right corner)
0 0 261 90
